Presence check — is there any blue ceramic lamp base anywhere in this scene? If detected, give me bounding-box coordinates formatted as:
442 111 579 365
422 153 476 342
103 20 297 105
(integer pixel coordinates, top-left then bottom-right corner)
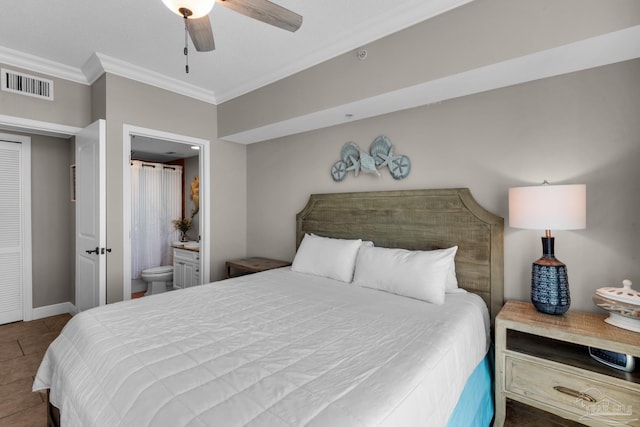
531 237 570 315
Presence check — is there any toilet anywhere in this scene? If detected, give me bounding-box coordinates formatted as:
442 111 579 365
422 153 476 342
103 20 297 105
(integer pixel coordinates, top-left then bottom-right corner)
141 265 174 296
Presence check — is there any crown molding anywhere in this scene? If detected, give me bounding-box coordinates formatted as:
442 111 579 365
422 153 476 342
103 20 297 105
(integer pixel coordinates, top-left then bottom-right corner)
0 46 87 84
0 47 218 105
83 53 217 104
81 53 105 85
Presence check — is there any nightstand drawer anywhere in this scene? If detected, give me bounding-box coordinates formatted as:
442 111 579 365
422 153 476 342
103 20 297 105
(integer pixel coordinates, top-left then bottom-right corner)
505 354 640 426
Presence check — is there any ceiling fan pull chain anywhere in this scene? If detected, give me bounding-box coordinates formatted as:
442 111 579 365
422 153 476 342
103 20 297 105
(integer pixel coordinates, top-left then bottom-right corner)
183 17 190 73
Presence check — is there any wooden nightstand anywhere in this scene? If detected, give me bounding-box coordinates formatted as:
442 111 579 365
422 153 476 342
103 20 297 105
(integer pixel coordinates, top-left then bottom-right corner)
495 300 640 427
225 257 291 279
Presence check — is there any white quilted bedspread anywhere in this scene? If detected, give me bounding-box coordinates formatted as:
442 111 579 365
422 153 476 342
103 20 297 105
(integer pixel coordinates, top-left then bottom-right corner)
33 268 489 427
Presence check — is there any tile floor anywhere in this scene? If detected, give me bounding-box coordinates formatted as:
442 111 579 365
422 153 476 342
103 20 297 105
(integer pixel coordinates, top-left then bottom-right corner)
0 314 71 426
0 313 584 426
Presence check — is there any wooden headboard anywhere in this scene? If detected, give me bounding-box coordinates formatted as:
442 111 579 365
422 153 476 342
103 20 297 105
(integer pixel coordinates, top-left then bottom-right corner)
296 188 504 322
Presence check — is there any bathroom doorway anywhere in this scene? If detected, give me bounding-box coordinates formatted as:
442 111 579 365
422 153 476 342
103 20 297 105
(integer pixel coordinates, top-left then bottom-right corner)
122 125 210 300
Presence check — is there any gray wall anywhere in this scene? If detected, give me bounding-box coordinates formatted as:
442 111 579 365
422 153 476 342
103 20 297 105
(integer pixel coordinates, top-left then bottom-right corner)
0 68 247 307
31 134 73 307
0 66 87 310
1 0 638 312
90 74 107 121
0 64 91 128
246 59 640 313
219 0 640 137
9 132 74 308
102 74 246 303
2 131 73 309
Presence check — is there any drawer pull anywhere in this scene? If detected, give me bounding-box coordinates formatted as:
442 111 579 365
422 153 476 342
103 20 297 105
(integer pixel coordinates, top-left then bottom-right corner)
553 386 597 403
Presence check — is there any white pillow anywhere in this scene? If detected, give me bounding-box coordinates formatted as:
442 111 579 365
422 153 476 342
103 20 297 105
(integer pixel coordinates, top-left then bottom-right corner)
292 234 364 283
310 233 374 248
353 245 458 304
446 253 459 292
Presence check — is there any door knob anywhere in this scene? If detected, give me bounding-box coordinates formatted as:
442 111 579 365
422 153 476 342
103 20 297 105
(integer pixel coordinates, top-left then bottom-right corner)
85 247 99 255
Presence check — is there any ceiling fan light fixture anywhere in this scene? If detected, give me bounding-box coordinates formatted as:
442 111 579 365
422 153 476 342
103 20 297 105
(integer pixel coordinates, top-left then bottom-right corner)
162 0 214 19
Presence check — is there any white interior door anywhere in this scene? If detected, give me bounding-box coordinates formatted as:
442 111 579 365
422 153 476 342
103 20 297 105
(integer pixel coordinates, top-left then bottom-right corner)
76 120 106 311
0 137 31 324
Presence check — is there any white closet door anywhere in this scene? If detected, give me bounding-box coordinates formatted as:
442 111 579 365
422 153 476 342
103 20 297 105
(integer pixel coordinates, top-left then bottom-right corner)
0 140 23 324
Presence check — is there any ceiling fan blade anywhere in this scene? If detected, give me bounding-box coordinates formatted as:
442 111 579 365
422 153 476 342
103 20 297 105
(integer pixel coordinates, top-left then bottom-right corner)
218 0 302 32
186 15 215 52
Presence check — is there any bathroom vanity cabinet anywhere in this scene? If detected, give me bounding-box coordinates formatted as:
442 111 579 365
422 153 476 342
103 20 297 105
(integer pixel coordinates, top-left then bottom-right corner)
173 248 200 289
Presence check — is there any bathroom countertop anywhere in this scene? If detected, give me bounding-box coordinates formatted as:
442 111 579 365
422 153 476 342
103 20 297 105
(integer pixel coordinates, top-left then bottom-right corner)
172 244 200 253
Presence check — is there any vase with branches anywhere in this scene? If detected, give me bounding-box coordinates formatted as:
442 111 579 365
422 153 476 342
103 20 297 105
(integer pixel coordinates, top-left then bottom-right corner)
172 218 192 242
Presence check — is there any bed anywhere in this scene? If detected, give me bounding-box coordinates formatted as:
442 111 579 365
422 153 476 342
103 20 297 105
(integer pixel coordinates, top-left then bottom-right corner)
34 188 504 426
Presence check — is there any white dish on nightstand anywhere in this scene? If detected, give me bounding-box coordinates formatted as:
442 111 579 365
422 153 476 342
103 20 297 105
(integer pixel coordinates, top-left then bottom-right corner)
593 279 640 333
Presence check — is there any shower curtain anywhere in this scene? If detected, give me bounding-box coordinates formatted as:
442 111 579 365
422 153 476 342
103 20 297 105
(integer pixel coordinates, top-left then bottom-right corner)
131 160 183 280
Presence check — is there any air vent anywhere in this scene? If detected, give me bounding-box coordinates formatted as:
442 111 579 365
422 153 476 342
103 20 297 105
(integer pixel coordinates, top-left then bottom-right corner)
1 68 54 101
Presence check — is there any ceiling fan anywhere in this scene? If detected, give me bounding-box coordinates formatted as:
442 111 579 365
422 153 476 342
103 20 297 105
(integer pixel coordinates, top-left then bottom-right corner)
163 0 303 71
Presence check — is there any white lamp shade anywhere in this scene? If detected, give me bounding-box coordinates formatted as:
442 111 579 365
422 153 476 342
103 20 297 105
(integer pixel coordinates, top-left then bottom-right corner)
162 0 215 18
509 184 586 230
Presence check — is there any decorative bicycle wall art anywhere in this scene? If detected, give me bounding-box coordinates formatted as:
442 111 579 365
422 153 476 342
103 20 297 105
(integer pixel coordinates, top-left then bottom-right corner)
330 135 411 182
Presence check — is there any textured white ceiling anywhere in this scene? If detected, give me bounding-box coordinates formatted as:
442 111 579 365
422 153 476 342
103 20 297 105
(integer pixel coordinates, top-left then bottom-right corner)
0 0 471 103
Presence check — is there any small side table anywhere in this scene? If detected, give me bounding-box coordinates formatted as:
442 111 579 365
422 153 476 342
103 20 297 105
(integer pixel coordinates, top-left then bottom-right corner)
494 300 640 426
225 257 291 279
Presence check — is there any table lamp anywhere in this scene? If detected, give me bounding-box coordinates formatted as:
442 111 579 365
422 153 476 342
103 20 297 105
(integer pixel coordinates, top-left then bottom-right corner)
509 181 586 315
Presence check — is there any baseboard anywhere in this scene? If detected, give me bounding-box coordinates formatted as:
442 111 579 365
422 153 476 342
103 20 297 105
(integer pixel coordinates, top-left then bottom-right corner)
32 302 78 320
